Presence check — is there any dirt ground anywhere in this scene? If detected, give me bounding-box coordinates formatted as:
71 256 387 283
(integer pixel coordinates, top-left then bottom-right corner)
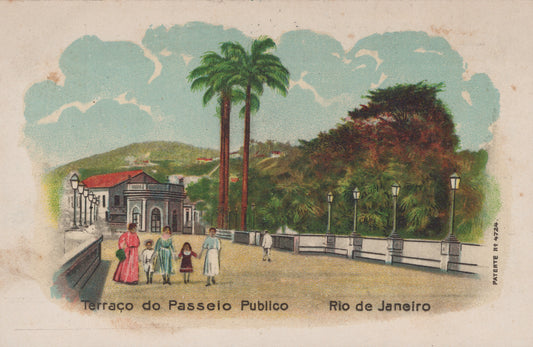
88 233 495 328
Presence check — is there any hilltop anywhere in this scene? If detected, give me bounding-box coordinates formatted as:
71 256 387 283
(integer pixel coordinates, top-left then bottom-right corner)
44 140 293 220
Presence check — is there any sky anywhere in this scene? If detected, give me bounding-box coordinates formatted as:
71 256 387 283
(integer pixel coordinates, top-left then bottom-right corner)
23 22 499 167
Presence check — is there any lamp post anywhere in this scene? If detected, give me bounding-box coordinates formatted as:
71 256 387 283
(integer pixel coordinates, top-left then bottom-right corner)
83 186 89 226
89 192 95 225
352 187 360 236
386 183 402 264
251 203 256 231
448 173 461 241
70 174 79 229
95 197 99 222
327 192 334 234
77 183 84 226
389 183 400 237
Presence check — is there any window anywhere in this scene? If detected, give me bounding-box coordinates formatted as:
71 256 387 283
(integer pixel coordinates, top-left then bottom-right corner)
151 208 161 233
114 195 120 206
102 195 106 208
132 207 140 226
124 196 127 207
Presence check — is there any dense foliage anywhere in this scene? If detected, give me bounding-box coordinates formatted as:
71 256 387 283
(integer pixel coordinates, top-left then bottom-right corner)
46 83 496 243
188 83 497 242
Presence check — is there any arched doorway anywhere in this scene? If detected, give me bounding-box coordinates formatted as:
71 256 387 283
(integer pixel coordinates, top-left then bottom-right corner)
151 208 161 233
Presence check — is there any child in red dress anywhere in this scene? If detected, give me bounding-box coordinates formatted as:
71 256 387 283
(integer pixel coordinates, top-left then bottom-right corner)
178 242 198 284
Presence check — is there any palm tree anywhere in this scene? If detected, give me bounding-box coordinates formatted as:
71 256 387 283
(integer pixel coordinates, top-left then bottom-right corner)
221 36 290 230
188 51 238 228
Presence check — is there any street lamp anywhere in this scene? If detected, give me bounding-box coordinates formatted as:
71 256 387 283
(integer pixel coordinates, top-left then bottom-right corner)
448 173 461 241
83 186 89 226
390 183 400 237
70 174 79 229
327 192 334 234
89 192 95 225
94 197 99 222
77 183 84 226
352 187 361 235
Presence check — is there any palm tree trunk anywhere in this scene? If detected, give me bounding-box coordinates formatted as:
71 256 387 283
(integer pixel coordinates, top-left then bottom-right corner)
223 95 231 229
240 85 252 230
217 100 226 228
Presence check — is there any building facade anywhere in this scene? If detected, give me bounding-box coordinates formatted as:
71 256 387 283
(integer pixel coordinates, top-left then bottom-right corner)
81 170 189 233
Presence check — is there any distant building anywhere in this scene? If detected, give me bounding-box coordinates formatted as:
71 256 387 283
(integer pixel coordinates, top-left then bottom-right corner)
183 197 203 235
82 170 191 233
196 157 213 163
168 174 203 188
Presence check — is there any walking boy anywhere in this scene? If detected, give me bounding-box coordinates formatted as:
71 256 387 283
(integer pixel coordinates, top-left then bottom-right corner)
262 230 273 262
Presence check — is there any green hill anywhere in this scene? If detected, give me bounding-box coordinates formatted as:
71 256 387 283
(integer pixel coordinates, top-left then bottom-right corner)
44 141 220 220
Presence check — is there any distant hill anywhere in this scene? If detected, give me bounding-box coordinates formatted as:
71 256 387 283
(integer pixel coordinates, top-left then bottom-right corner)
44 140 297 221
44 141 220 220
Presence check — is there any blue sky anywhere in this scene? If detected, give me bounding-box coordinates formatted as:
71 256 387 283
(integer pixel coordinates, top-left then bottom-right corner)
23 22 499 166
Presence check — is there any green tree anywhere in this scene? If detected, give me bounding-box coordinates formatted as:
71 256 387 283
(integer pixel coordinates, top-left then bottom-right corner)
220 37 290 230
188 51 240 228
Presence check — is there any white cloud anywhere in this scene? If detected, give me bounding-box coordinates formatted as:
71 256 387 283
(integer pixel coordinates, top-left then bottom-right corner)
370 72 388 89
414 47 443 55
462 90 472 106
462 62 473 81
331 52 351 64
160 48 172 57
38 93 155 125
181 54 194 66
142 46 162 84
289 72 351 107
114 93 153 116
37 100 96 124
355 49 383 70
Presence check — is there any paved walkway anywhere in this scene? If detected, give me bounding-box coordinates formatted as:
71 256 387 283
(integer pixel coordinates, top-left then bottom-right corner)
91 233 491 325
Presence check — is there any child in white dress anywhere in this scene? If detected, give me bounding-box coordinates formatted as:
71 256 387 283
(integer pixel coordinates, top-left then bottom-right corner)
140 239 156 284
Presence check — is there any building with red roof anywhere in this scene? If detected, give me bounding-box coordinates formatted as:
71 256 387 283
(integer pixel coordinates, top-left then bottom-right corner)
79 170 189 233
82 170 147 188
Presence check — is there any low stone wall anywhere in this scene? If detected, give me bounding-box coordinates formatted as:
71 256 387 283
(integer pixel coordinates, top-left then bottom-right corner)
216 229 234 241
394 239 442 269
272 234 296 251
354 237 387 261
234 231 252 244
51 235 103 302
229 230 484 275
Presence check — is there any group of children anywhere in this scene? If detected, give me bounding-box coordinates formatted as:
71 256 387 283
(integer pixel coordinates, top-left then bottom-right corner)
139 236 198 285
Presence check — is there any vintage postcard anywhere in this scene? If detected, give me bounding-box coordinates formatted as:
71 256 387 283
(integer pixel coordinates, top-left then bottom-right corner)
1 1 532 345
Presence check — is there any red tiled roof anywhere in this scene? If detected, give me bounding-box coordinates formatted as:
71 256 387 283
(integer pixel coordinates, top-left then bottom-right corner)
82 170 144 188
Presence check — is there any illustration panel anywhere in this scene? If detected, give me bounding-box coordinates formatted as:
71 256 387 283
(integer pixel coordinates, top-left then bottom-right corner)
1 1 531 345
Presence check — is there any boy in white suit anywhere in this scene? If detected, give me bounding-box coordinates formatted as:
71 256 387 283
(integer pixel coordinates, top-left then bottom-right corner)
262 230 273 262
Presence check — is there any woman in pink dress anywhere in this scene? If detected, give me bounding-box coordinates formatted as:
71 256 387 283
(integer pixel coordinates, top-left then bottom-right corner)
113 223 140 284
